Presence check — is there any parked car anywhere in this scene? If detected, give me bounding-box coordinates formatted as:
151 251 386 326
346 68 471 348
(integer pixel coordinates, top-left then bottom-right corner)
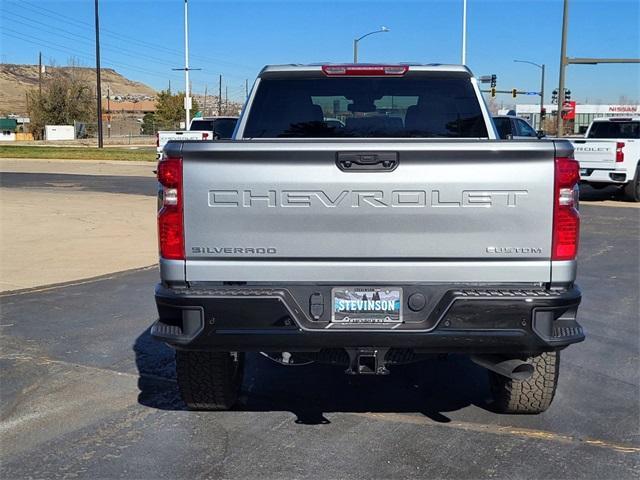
493 115 544 139
152 63 583 414
570 117 640 201
155 116 238 159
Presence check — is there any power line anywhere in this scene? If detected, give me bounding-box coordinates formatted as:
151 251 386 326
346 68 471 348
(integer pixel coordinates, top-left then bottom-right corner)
4 10 252 86
0 29 200 88
4 11 183 70
15 0 258 74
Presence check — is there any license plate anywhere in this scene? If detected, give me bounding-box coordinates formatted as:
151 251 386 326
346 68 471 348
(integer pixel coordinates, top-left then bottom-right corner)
332 287 402 324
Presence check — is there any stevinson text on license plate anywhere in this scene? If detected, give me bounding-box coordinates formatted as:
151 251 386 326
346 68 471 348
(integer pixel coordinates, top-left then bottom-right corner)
332 287 402 324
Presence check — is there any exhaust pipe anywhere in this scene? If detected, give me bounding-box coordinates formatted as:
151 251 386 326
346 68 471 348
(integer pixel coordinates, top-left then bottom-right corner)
471 355 534 381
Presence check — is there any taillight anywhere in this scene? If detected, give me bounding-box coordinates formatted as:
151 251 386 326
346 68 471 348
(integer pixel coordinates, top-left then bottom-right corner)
202 132 209 140
616 142 625 162
155 132 159 148
157 156 184 260
322 64 408 76
552 156 580 261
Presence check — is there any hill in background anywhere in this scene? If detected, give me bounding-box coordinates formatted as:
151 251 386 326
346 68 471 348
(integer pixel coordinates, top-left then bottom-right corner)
0 64 157 115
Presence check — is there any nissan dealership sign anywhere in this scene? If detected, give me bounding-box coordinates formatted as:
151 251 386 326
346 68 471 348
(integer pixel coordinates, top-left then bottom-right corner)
516 104 639 115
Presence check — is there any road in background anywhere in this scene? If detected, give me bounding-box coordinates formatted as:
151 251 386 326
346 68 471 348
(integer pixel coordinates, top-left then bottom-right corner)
0 161 157 291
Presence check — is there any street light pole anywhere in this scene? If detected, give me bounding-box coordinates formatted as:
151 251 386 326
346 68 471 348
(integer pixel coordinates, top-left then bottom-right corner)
514 60 545 130
353 27 389 63
461 0 467 64
172 1 201 128
557 0 569 136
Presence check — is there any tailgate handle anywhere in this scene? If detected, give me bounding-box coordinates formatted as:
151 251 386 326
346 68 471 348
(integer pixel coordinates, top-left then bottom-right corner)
337 152 399 171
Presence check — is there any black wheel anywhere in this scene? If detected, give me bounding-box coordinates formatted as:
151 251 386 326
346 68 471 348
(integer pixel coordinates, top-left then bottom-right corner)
176 350 244 410
623 168 640 202
489 351 559 414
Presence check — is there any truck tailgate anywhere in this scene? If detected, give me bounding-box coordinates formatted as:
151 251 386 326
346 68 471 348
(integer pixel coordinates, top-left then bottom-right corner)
159 131 207 150
179 140 557 283
572 139 616 168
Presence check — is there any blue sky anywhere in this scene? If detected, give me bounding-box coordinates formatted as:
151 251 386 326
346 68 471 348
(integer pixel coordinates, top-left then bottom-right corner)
1 0 638 105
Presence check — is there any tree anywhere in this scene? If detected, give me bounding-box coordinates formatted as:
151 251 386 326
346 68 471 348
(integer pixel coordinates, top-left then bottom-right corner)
141 112 157 135
153 90 199 130
26 66 96 140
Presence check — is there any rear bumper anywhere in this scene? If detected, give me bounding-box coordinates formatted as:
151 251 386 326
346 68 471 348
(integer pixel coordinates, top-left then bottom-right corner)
580 167 628 184
152 283 584 355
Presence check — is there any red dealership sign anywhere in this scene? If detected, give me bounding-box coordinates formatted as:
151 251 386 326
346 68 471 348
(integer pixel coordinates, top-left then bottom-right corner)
561 101 576 120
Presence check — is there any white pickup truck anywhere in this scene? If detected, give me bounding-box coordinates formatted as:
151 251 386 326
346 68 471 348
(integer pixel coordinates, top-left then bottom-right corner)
571 117 640 201
155 117 238 159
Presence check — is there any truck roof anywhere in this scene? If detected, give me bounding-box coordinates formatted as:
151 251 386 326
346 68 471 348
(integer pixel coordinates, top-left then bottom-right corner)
591 117 640 122
259 63 473 77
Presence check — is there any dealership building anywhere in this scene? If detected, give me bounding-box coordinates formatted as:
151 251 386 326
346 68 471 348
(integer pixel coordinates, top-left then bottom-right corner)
514 104 639 133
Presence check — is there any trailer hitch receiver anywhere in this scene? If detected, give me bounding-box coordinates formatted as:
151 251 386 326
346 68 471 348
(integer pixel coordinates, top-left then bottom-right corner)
345 348 390 375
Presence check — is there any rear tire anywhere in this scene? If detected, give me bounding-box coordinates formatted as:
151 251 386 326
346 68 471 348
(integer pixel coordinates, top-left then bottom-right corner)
489 351 559 414
623 168 640 202
176 350 244 410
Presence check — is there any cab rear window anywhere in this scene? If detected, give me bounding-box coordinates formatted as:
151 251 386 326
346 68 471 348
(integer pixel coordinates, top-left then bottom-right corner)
588 121 640 139
243 75 488 138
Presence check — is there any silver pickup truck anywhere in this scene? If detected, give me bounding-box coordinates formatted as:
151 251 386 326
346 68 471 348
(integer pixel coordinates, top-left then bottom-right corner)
152 64 584 413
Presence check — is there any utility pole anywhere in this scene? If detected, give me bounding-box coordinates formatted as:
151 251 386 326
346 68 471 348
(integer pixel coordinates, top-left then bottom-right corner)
94 0 103 148
557 0 569 136
203 85 208 116
38 52 42 96
107 85 111 138
540 64 545 129
183 0 191 127
245 78 249 99
225 86 228 112
218 74 222 115
461 0 467 64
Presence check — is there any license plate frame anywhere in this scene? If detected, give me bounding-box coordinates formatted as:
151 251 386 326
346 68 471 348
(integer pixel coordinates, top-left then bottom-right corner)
331 287 403 324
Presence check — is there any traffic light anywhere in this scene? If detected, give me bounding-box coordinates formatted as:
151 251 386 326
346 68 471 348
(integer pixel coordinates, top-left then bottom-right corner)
552 89 558 104
491 87 496 98
512 88 517 98
564 89 571 100
490 74 497 88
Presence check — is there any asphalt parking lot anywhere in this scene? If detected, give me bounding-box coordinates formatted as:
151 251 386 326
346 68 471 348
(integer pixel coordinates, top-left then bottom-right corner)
1 169 639 479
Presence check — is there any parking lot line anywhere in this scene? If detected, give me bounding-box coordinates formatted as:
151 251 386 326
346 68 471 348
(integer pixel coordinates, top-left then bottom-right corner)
352 412 640 455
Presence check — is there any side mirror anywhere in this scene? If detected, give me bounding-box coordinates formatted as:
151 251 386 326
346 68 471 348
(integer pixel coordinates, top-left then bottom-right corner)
536 130 545 139
506 133 514 140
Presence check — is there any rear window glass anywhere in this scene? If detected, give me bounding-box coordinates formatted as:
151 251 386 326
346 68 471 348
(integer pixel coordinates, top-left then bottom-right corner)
189 120 214 131
493 117 512 139
587 121 640 139
243 75 488 138
213 118 238 138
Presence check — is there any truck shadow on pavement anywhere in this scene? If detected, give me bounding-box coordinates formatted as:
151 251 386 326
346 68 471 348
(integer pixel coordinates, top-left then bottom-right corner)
134 327 495 424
